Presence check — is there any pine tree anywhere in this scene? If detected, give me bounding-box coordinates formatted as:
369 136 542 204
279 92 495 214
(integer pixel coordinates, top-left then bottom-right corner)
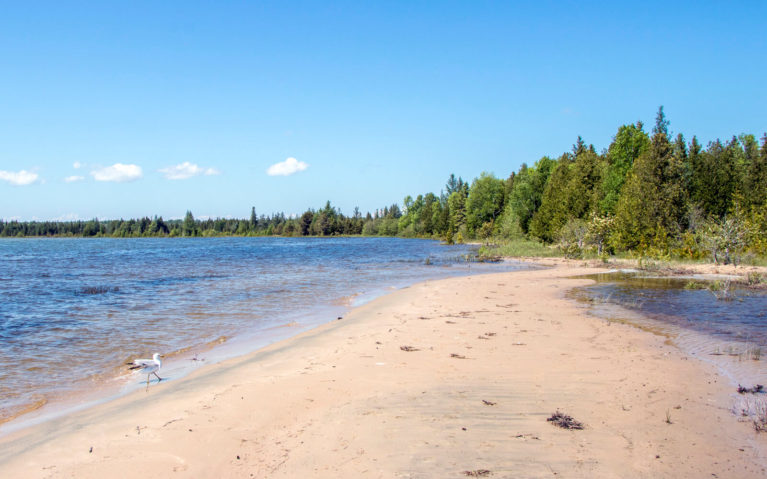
599 123 650 214
611 106 687 251
250 207 258 230
182 211 198 237
529 155 573 242
504 157 556 235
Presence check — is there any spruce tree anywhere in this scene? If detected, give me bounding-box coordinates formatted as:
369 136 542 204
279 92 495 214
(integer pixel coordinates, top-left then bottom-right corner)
600 123 650 214
612 106 687 251
250 207 258 230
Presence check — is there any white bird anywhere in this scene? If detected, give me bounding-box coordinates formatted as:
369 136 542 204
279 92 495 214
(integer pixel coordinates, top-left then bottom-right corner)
128 353 163 390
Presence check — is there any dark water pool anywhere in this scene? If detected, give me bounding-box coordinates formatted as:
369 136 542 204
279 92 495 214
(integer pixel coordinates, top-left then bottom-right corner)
576 272 767 347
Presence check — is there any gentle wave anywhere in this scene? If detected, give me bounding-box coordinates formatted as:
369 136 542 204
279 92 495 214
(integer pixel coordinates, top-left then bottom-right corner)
0 237 523 428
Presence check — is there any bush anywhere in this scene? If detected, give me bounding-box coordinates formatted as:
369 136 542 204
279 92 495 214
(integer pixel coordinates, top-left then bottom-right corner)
699 215 750 265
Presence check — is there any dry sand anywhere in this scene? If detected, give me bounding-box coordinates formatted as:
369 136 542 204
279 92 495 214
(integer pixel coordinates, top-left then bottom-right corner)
0 263 765 478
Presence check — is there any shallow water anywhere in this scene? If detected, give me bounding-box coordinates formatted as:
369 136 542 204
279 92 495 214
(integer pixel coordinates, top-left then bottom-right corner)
0 237 524 425
575 272 767 386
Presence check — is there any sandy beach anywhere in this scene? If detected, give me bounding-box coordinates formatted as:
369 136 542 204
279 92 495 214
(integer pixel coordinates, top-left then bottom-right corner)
0 262 765 478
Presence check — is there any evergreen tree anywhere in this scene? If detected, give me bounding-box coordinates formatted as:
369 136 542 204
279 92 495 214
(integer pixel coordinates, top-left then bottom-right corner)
250 207 258 230
445 174 460 195
611 106 687 251
299 211 314 236
530 144 604 242
529 154 573 241
599 123 650 214
747 134 767 208
182 211 198 237
691 140 737 218
447 188 468 234
504 157 556 235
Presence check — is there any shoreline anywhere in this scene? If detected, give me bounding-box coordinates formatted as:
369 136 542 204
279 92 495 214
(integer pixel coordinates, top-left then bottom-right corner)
0 268 525 436
1 237 521 435
1 263 765 477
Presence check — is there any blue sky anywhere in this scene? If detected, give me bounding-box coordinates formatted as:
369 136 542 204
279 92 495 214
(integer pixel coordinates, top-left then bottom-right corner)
1 1 765 221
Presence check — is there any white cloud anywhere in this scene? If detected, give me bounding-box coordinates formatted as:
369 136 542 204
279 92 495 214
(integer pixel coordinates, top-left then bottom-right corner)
0 169 40 186
55 213 82 221
64 175 85 183
159 162 221 180
91 163 143 182
73 161 84 169
266 157 308 176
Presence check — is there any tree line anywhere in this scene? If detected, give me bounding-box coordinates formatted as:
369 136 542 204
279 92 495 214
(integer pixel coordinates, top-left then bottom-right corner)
2 107 765 261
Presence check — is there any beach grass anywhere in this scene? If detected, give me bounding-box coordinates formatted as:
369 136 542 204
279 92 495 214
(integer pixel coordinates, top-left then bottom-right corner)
478 237 559 258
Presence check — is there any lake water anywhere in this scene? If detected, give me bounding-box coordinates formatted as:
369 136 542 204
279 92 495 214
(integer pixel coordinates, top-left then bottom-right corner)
0 237 524 428
574 272 767 387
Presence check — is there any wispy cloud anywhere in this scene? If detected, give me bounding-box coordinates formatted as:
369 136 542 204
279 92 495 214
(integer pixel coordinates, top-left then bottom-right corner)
0 169 40 186
266 157 308 176
159 162 221 180
73 161 84 169
64 175 85 183
90 163 143 182
55 213 82 221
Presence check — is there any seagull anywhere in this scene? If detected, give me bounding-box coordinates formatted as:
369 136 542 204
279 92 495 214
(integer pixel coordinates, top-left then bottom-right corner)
128 353 163 390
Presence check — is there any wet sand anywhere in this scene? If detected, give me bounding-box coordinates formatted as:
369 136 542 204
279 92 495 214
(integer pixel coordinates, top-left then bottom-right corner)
0 263 765 478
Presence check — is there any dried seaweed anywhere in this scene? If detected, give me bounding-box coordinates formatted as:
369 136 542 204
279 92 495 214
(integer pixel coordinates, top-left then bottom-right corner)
547 410 584 430
462 470 491 477
737 384 764 394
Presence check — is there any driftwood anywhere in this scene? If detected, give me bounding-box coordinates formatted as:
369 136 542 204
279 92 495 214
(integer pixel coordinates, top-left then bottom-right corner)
482 400 496 406
462 470 491 477
737 384 764 394
547 410 584 430
450 353 467 359
399 346 420 352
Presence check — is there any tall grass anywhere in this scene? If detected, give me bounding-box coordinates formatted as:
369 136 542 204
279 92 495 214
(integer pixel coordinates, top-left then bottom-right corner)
478 237 560 258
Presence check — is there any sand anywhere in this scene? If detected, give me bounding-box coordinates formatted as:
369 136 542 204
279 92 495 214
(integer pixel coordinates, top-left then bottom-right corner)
0 263 765 478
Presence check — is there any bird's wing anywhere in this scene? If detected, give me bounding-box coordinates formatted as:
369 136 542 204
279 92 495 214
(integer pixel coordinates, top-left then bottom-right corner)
129 358 153 369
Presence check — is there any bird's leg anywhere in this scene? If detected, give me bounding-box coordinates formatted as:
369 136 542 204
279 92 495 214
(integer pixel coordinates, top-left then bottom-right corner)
154 372 163 382
146 374 150 391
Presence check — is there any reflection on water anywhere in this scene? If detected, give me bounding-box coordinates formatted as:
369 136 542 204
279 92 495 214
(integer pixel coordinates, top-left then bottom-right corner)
0 237 524 425
577 272 767 346
575 271 767 385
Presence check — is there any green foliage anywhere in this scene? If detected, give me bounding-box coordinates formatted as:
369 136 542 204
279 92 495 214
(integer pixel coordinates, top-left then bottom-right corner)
478 237 556 258
690 139 738 218
530 143 604 243
746 271 766 286
557 218 588 258
465 172 505 236
611 107 687 253
182 211 198 237
586 213 615 256
529 155 573 242
698 214 751 265
504 157 556 234
600 123 650 214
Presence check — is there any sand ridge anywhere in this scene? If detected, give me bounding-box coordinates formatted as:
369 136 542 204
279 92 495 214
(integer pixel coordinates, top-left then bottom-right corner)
0 264 764 478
